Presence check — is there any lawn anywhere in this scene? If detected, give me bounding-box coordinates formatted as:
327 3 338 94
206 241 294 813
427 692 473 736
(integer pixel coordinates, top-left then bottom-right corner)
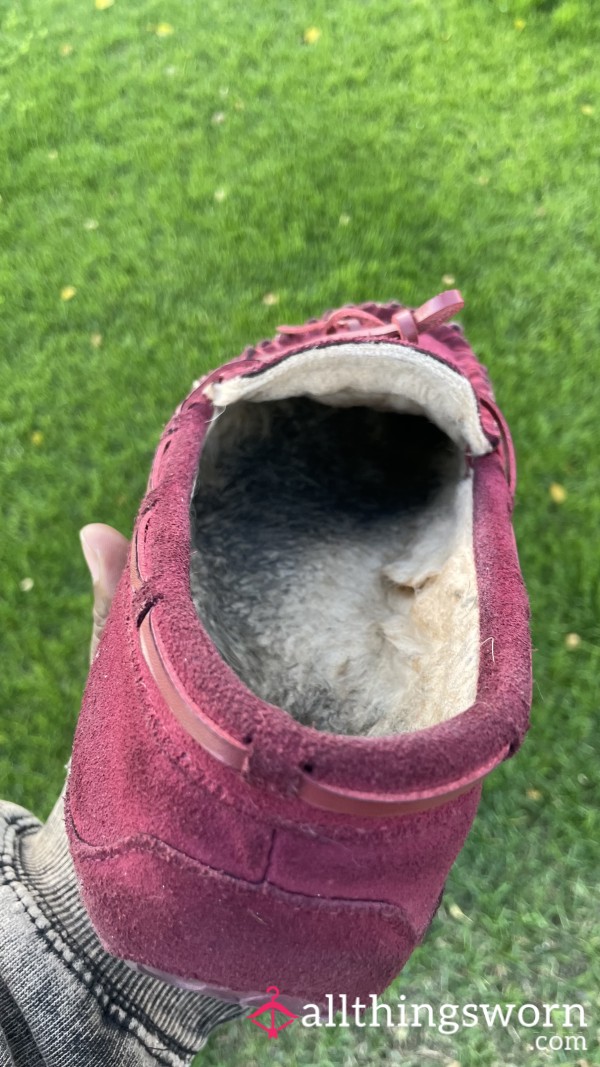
0 0 599 1064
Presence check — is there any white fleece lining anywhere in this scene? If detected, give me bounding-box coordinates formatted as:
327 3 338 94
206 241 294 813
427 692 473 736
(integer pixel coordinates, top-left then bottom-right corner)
192 344 483 735
205 342 493 457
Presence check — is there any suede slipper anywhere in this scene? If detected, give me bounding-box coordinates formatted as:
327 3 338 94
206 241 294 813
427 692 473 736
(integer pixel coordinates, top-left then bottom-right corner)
65 291 532 1012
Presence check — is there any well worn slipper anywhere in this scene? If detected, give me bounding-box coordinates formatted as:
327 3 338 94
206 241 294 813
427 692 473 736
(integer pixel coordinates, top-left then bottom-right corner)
65 291 532 1012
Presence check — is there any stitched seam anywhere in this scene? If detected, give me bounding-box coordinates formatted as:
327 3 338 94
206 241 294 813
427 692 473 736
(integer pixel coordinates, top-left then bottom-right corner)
68 815 417 930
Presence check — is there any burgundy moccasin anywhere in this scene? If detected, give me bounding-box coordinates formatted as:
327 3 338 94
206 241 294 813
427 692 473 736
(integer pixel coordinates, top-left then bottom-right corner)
65 291 532 1012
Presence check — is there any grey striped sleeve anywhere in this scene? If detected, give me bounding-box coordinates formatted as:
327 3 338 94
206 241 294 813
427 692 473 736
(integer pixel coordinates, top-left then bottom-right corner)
0 792 245 1067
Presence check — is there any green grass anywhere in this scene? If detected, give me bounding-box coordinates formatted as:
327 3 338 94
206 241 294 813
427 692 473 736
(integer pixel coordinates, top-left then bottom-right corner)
1 0 599 1063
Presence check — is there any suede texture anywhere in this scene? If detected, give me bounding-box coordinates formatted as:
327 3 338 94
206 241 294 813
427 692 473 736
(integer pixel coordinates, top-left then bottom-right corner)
66 309 532 1005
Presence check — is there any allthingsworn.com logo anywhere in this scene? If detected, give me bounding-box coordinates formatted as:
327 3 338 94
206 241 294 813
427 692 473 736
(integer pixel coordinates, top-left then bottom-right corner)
247 989 589 1053
247 987 298 1037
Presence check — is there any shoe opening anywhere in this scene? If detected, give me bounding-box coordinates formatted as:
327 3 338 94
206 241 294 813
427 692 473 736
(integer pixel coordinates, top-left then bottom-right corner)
190 343 486 736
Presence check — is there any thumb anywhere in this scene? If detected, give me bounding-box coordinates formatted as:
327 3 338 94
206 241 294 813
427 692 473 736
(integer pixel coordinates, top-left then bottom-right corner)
80 523 130 663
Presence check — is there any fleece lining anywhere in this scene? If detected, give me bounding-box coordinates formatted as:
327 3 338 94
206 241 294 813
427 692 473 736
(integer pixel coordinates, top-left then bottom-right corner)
191 344 486 735
205 341 494 455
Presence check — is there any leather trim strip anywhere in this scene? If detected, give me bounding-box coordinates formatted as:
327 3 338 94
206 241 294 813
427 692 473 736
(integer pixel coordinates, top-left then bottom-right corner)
139 611 248 772
296 747 509 816
138 606 509 817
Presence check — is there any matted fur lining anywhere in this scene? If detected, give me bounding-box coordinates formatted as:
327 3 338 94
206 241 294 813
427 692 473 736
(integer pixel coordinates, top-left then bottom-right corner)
191 346 482 736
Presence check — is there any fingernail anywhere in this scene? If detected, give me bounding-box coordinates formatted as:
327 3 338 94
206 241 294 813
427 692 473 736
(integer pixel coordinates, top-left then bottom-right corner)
80 528 102 585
